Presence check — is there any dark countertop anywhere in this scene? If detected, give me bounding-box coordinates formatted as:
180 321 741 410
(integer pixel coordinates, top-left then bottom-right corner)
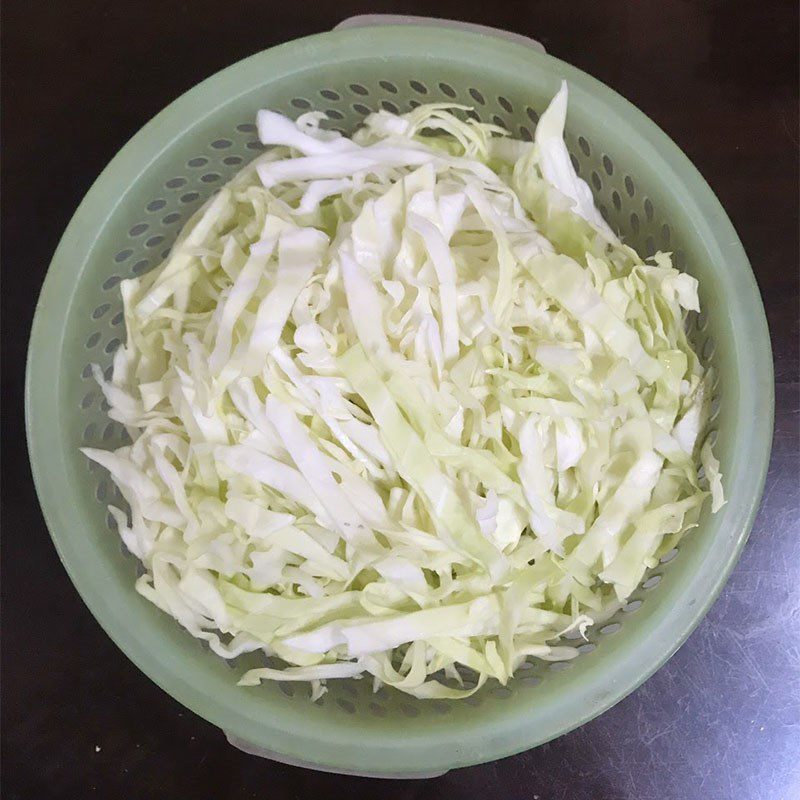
2 2 798 799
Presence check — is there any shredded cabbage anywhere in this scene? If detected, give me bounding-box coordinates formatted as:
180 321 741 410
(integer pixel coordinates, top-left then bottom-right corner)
83 82 723 700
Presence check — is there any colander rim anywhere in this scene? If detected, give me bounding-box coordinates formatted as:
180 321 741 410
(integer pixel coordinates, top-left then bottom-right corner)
26 25 773 774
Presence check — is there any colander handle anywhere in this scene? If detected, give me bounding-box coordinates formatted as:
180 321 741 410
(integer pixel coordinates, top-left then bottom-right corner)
334 15 546 54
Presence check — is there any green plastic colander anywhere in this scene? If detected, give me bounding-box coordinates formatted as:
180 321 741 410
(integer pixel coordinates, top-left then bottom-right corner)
26 21 773 778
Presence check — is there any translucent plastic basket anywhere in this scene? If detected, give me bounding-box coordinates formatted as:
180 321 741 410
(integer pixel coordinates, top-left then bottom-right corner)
26 23 773 778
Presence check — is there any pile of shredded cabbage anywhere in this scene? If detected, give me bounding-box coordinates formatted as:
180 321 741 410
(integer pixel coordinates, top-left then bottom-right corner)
83 82 724 700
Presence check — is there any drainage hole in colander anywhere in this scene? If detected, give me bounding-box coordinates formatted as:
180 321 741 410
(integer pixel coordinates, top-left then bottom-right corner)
624 175 635 197
492 115 506 129
222 156 242 167
569 153 581 174
624 599 643 613
549 661 573 672
431 701 450 715
96 481 107 502
498 95 514 113
211 139 232 149
612 190 622 211
661 223 671 246
602 154 614 175
709 395 721 423
660 548 679 564
464 694 484 706
104 338 121 355
590 171 602 192
92 303 110 320
490 685 513 699
630 212 641 235
645 236 656 256
146 198 167 212
410 80 429 95
114 249 133 264
102 275 121 291
438 82 456 98
644 197 654 222
525 106 540 124
129 223 149 237
520 675 542 688
409 99 422 110
278 682 295 698
519 126 532 142
162 212 181 225
102 422 116 441
187 157 208 168
697 307 708 331
674 249 686 269
201 173 221 184
353 103 371 116
349 83 369 96
336 698 356 714
400 703 420 717
179 192 199 204
290 97 311 110
379 80 399 94
81 363 94 379
85 332 101 349
368 702 387 717
642 575 662 590
599 203 609 220
245 141 262 151
468 87 485 105
577 642 597 654
599 622 622 636
165 177 187 189
145 235 165 249
578 136 591 156
326 108 344 120
132 259 150 275
236 122 256 133
381 101 399 115
320 89 340 101
83 423 96 442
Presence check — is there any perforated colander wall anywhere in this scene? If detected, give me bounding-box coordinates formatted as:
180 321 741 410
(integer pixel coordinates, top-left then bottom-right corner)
73 74 722 721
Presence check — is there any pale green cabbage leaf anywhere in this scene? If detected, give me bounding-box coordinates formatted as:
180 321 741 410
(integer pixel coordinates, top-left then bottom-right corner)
83 82 722 700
